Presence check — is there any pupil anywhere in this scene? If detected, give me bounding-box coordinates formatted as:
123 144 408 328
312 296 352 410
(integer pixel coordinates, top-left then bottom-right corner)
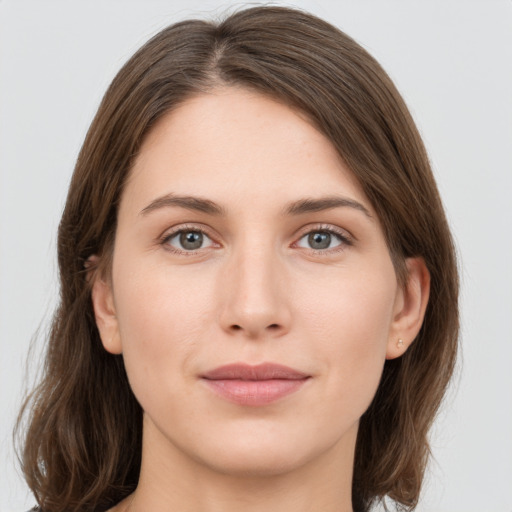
309 232 330 249
180 231 203 250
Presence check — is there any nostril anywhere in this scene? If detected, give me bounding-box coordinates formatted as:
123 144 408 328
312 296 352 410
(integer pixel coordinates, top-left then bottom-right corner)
268 324 280 330
231 325 242 331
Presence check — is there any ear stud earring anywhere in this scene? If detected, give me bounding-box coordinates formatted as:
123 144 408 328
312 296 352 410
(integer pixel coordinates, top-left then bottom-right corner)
397 338 404 348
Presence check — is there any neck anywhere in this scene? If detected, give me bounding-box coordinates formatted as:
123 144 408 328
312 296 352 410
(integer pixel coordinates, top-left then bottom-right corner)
122 414 356 512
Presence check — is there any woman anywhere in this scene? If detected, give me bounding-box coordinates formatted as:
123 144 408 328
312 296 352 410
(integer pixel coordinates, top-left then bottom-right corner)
18 5 458 512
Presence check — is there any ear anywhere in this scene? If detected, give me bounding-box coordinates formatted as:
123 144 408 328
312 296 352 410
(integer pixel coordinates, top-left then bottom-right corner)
386 257 430 360
88 255 123 355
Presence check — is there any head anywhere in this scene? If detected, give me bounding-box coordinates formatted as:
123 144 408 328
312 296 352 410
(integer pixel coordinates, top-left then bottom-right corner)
19 6 458 512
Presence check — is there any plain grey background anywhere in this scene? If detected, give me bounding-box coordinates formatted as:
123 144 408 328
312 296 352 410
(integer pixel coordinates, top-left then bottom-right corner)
1 1 511 511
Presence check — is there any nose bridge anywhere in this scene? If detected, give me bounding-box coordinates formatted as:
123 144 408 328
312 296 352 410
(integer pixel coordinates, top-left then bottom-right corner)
219 234 290 337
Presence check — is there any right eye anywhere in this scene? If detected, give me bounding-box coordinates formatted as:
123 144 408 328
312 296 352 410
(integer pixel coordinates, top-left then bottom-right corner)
163 229 215 253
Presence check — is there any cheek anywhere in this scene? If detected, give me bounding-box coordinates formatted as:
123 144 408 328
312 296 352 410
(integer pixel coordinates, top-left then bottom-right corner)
297 257 397 344
294 261 397 412
111 258 216 406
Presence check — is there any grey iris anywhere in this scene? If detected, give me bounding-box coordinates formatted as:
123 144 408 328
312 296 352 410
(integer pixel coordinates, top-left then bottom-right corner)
180 231 203 250
308 232 331 249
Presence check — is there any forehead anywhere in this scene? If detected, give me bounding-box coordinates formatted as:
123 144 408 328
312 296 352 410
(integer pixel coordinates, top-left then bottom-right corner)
123 87 371 215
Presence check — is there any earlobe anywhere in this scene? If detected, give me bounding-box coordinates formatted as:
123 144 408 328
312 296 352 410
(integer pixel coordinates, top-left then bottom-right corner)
386 257 430 360
88 256 123 355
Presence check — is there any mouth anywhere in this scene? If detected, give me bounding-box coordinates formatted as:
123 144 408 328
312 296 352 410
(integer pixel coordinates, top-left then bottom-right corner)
200 362 311 406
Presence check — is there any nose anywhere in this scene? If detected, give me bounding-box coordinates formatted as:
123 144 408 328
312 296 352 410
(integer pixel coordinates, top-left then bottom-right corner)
218 243 291 339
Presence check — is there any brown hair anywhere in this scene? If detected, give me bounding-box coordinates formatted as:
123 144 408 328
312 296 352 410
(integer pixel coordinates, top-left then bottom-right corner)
17 6 459 512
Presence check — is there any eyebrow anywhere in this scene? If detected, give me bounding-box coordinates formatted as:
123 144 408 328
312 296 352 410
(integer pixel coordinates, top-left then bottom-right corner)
139 193 372 219
140 194 226 216
283 196 372 218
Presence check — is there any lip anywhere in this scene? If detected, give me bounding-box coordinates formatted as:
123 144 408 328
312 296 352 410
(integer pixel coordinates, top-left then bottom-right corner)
202 362 309 380
201 362 310 406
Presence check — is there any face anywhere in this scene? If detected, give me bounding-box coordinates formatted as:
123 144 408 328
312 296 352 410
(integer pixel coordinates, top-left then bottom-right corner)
93 87 419 477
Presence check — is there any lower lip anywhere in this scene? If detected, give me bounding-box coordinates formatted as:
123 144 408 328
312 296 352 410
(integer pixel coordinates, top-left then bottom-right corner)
202 378 309 406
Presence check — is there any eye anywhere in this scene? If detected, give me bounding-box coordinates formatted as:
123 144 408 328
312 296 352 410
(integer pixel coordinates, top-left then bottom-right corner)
164 229 215 252
296 229 349 251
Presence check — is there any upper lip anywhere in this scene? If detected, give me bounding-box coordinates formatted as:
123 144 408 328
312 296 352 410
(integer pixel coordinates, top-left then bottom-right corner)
201 362 309 381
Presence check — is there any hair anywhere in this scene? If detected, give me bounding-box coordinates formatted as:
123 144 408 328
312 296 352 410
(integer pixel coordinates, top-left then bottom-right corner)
16 6 459 512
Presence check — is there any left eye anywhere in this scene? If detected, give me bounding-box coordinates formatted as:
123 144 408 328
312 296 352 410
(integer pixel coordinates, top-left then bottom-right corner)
296 230 344 250
165 230 214 251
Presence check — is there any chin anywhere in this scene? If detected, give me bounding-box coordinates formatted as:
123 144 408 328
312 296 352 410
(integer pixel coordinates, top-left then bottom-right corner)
199 442 313 478
188 421 347 479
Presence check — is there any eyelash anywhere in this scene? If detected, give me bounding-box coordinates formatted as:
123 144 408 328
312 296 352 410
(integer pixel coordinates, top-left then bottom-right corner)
159 224 217 256
294 224 353 254
159 223 353 257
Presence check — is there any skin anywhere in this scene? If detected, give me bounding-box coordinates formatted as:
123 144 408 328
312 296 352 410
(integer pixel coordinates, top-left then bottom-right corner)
92 87 430 512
